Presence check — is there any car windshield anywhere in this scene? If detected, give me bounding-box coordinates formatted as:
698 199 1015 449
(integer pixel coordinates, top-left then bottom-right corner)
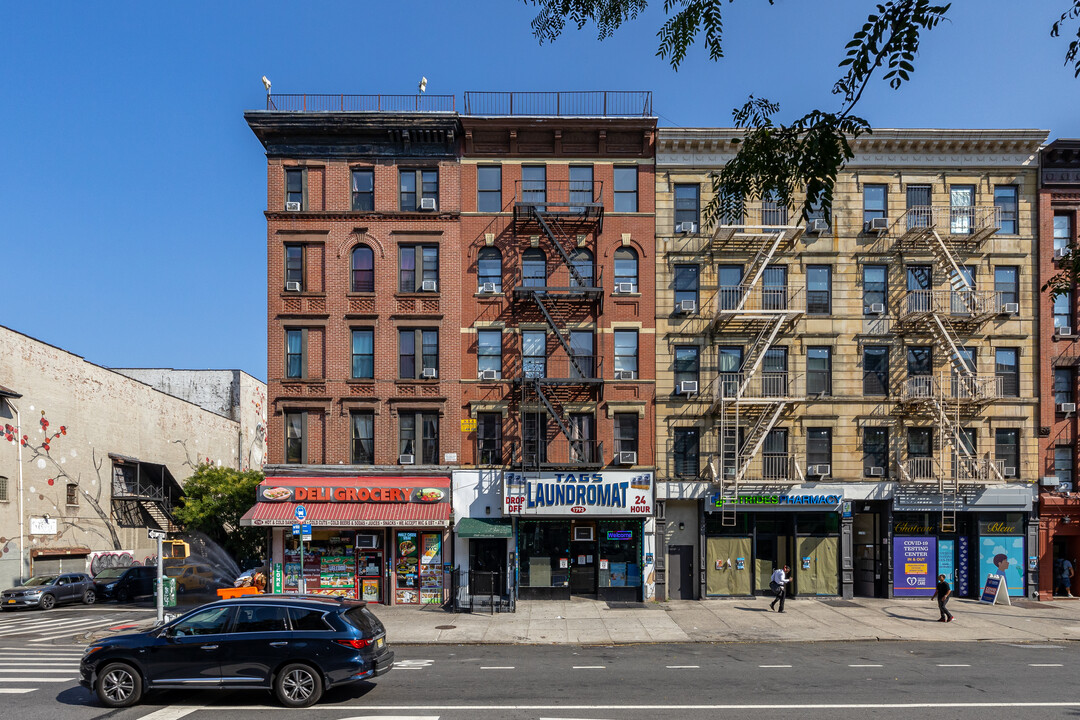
164 567 185 577
23 576 58 586
94 569 127 581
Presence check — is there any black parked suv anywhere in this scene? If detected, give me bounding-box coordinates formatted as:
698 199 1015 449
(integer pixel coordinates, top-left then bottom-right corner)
93 566 157 602
80 595 393 708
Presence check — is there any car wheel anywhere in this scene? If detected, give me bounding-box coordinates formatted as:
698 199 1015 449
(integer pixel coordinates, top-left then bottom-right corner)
95 662 142 708
177 584 186 595
83 589 97 605
115 588 129 603
275 663 323 708
39 593 55 611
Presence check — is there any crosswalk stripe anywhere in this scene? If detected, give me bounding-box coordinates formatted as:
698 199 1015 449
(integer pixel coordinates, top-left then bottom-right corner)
0 613 119 628
0 689 35 694
0 669 79 673
0 677 74 683
0 618 112 637
0 663 81 667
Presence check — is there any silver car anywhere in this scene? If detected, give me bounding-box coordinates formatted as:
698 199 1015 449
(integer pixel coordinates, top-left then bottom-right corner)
2 573 96 610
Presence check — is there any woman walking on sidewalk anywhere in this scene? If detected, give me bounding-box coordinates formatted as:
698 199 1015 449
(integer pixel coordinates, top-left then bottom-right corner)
932 573 953 622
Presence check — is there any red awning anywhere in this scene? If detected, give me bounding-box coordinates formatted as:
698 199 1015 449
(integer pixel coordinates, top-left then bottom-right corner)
258 476 449 488
240 501 449 529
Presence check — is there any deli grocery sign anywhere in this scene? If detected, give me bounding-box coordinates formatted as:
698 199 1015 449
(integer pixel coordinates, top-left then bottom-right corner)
503 471 654 517
258 485 447 504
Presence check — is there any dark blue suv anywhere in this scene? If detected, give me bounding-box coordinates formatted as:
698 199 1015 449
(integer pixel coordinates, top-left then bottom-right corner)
80 595 393 708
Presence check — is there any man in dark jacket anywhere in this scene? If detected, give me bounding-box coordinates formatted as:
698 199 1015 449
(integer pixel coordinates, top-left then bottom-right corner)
931 573 953 622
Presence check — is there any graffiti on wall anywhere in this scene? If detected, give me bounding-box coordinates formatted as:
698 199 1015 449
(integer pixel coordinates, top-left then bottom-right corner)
88 550 137 575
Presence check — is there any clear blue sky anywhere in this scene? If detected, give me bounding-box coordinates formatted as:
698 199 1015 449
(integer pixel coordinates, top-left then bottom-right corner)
4 1 1077 382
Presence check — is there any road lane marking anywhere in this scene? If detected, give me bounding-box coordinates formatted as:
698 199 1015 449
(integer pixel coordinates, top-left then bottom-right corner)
848 664 883 668
137 707 205 720
0 677 74 682
572 666 605 669
1030 663 1064 667
0 669 79 673
759 664 792 668
937 664 971 667
479 666 515 670
200 702 1080 711
666 665 700 669
0 689 34 694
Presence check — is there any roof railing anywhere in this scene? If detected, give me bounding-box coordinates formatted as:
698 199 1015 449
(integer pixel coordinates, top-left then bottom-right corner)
463 91 652 117
265 94 456 113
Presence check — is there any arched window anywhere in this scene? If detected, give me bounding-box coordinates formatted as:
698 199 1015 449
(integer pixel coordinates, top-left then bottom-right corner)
522 249 546 288
477 247 502 292
351 246 374 293
569 248 594 288
614 247 639 292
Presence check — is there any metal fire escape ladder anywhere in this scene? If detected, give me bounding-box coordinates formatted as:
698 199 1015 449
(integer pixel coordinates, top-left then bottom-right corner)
735 402 786 486
531 379 575 443
531 208 587 287
739 229 787 300
718 394 741 527
926 229 973 294
929 314 976 379
529 292 588 379
929 391 974 534
738 318 786 397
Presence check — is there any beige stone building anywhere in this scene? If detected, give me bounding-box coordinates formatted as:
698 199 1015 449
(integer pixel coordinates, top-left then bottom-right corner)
0 325 266 585
655 128 1045 601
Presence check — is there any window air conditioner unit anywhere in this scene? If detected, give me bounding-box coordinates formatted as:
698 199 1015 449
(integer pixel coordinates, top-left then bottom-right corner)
1055 247 1068 260
676 221 696 234
807 218 830 234
285 201 302 212
421 367 437 379
1060 402 1077 413
478 369 498 381
616 451 638 465
284 281 302 292
421 280 438 292
1003 466 1017 477
420 197 437 211
399 454 415 465
1057 326 1073 337
615 282 635 294
867 466 885 477
865 217 889 234
479 282 497 294
678 299 698 314
1041 475 1062 487
678 380 699 395
573 526 594 541
614 370 636 380
356 534 379 549
868 303 886 315
1000 303 1019 315
809 464 831 476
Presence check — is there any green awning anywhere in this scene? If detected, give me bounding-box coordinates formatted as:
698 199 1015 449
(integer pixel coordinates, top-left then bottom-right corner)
457 517 513 538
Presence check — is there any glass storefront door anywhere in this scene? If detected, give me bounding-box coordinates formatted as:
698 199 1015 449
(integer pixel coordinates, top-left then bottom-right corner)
754 517 791 593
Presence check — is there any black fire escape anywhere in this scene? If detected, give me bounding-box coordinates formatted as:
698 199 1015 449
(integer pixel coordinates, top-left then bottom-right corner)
110 455 183 532
512 180 606 471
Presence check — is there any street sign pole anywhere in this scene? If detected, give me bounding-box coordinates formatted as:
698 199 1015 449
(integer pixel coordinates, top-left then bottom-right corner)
294 506 307 595
148 529 166 623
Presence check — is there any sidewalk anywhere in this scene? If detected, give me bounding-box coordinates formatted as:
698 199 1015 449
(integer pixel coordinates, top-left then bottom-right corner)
375 596 1080 645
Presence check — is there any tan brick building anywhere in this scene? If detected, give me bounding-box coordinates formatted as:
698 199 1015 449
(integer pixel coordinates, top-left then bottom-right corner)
656 128 1045 601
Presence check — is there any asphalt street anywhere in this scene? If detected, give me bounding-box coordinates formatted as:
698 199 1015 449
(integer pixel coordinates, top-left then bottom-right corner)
5 641 1078 720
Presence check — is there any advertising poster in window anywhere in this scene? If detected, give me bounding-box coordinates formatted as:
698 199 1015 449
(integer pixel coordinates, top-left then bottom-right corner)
283 550 321 592
980 535 1025 597
893 536 936 596
395 531 419 604
419 533 443 605
362 578 380 603
320 555 355 590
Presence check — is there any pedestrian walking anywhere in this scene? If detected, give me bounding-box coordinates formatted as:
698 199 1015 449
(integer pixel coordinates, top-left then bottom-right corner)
1055 556 1074 597
769 564 791 613
931 573 953 622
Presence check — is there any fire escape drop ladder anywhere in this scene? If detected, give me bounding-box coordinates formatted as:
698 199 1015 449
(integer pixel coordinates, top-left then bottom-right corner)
531 208 587 287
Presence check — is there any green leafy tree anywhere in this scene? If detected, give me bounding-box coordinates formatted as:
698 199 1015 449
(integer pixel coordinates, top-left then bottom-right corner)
173 465 264 566
524 0 1080 295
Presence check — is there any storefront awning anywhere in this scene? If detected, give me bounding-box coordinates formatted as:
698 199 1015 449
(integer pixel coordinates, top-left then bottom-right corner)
240 501 449 529
456 517 512 538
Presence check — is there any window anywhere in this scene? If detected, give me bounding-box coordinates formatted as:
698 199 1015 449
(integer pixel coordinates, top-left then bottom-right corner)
285 412 305 464
477 247 502 293
522 248 547 288
1055 368 1074 406
762 347 788 397
807 347 832 395
674 184 700 231
234 605 289 633
863 265 888 314
761 429 789 479
995 429 1019 476
0 476 7 502
807 428 832 469
907 264 932 313
762 265 787 311
908 428 932 478
351 168 374 211
399 329 439 379
905 184 931 229
995 348 1019 397
994 266 1018 307
1054 292 1072 330
614 166 638 212
172 607 235 637
400 168 438 211
950 185 975 235
907 346 932 378
477 166 502 212
569 330 595 379
569 248 594 288
673 264 699 309
673 427 699 478
569 165 594 211
863 427 889 477
285 329 305 379
351 411 374 465
614 413 638 455
1055 214 1073 254
522 330 546 379
613 247 639 292
351 246 374 293
477 330 502 378
522 413 548 464
285 168 304 209
399 245 439 293
717 265 743 310
284 244 304 290
1055 447 1074 488
400 411 439 464
351 329 374 379
614 330 638 377
477 413 502 465
66 484 78 505
522 165 546 205
673 346 700 389
863 346 890 396
994 185 1018 234
569 413 596 463
806 265 831 314
863 184 887 225
762 191 788 226
717 346 743 397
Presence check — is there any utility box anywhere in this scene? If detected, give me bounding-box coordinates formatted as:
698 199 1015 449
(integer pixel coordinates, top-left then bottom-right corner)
158 577 177 608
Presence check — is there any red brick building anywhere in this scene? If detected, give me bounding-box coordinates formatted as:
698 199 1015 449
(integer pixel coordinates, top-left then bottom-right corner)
1037 139 1080 599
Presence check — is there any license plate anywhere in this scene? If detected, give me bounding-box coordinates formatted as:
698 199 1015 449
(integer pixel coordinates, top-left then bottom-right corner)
5 600 14 604
376 637 384 649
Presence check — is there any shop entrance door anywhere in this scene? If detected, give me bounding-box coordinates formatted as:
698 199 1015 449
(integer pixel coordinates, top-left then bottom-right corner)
754 517 792 594
469 539 506 596
667 545 695 600
853 512 881 597
570 530 597 595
